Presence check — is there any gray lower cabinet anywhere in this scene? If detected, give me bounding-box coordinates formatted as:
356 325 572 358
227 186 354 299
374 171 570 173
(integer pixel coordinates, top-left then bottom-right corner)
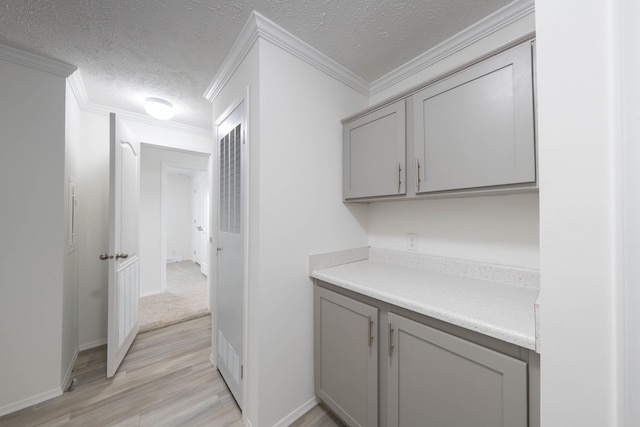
412 41 535 193
342 99 406 200
314 286 378 427
387 313 528 427
314 282 537 427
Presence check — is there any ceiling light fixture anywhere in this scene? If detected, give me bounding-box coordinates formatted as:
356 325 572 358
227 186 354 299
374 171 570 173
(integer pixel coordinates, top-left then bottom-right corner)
144 97 174 120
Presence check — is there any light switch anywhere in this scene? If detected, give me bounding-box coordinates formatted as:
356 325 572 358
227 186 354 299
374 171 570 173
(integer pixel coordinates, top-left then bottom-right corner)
407 233 418 251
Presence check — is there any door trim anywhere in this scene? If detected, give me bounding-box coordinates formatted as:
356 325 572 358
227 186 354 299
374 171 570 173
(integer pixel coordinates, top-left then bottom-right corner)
212 87 251 413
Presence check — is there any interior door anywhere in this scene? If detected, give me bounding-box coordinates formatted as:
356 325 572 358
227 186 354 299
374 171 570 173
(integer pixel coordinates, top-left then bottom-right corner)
216 102 245 407
107 113 140 378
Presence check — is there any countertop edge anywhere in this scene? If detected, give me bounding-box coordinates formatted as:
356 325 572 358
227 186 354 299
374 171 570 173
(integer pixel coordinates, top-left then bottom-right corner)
311 259 538 351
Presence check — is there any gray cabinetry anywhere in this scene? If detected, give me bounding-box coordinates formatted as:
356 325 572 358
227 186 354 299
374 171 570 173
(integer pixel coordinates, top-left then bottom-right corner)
342 39 536 201
314 281 538 427
412 41 535 193
342 100 406 200
387 312 528 427
314 286 378 427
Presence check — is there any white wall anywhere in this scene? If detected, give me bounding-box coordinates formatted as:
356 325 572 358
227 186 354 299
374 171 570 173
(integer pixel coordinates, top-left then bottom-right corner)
166 173 193 261
213 36 370 426
368 194 539 269
62 79 82 384
366 11 539 270
0 58 67 414
257 40 370 426
76 111 110 349
140 145 209 295
622 0 640 424
536 0 621 425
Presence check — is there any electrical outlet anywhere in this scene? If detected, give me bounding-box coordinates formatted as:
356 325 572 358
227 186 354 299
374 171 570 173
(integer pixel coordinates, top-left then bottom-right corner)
407 233 418 251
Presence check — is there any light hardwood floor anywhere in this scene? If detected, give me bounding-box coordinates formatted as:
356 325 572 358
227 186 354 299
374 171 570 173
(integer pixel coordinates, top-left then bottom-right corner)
0 316 342 427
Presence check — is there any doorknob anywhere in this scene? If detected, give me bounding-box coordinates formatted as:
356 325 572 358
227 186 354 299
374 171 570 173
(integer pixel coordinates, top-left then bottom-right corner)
197 226 203 231
216 247 223 251
99 253 129 260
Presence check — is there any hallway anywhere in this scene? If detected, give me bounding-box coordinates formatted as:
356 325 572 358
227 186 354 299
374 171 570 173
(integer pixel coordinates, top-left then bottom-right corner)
138 261 209 333
0 316 241 427
0 316 343 427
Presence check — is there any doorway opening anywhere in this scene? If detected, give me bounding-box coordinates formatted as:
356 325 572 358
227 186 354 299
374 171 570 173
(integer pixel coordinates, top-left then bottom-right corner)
138 145 211 333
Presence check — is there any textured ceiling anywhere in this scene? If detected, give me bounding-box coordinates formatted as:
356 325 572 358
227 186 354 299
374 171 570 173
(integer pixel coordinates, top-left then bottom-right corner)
0 0 512 131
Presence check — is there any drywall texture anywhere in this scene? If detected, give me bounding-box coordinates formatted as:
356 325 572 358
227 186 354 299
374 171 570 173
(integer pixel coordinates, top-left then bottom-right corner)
0 58 66 413
0 0 512 129
369 9 535 104
139 145 209 296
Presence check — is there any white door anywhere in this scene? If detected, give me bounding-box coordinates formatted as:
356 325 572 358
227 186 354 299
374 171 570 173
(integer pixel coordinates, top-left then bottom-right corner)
216 102 245 406
106 113 140 378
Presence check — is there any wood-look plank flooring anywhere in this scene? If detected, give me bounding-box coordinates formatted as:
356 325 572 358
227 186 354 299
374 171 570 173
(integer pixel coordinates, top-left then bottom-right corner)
0 316 342 427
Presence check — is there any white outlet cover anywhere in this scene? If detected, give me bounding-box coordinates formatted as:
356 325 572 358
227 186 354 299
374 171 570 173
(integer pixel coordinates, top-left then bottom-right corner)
407 233 418 251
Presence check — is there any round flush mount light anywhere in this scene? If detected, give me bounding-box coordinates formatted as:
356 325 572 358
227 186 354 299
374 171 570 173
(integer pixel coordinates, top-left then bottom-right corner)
144 97 174 120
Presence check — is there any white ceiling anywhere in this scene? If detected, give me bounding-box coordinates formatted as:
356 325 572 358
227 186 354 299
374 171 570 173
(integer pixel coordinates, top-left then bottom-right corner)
0 0 513 131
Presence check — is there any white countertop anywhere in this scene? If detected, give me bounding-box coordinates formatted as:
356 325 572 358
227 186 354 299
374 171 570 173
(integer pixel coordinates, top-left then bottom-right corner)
310 248 539 351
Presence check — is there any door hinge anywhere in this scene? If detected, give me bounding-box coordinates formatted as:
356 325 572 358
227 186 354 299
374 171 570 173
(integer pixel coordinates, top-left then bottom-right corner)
241 365 244 379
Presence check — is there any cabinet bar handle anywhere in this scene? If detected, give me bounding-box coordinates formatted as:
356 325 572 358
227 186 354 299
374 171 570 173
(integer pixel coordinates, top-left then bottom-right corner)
397 162 402 192
415 158 421 192
388 322 394 357
368 316 373 347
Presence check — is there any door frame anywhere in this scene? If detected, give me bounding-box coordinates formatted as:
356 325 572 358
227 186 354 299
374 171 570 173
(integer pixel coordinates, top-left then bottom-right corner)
212 88 251 412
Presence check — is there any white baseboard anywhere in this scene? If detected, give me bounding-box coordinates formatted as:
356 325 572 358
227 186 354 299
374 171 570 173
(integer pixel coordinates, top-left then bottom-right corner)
0 387 62 417
61 347 79 392
78 338 107 352
273 396 319 427
166 256 183 263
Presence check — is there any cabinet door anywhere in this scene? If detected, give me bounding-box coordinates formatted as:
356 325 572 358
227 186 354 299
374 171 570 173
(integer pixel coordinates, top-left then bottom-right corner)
343 100 406 199
413 41 535 193
387 313 527 427
315 286 378 427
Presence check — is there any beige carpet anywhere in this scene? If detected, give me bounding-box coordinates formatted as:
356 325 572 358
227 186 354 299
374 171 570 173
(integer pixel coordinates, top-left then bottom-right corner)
139 261 210 333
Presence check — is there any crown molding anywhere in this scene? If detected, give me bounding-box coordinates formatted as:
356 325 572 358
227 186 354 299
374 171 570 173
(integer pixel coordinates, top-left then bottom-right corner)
0 43 76 77
67 69 90 106
369 0 535 96
204 11 261 101
67 69 211 137
204 10 370 102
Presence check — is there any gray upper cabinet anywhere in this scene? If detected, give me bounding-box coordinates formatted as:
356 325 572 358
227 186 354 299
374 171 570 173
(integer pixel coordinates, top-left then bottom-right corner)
413 41 535 193
314 286 378 427
387 312 528 427
343 100 406 200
